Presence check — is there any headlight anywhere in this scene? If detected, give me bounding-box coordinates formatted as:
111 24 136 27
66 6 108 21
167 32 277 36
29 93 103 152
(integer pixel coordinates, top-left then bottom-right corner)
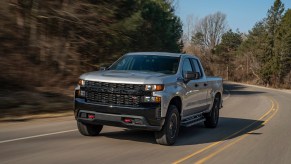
144 84 164 91
78 79 85 86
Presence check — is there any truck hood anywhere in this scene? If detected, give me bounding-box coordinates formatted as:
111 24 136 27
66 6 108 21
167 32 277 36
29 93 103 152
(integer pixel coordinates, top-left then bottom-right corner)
80 70 176 84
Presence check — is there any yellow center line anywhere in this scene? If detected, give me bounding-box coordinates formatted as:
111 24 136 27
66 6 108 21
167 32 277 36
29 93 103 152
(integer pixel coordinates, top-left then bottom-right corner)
195 132 249 164
262 99 279 125
194 98 279 164
172 97 276 164
258 98 275 120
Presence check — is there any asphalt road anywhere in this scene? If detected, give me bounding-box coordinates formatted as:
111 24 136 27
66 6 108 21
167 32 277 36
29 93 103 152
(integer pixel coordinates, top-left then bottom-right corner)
0 82 291 164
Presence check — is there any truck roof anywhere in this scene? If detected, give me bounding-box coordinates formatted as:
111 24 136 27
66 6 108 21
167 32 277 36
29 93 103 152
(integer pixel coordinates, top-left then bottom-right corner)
125 52 195 58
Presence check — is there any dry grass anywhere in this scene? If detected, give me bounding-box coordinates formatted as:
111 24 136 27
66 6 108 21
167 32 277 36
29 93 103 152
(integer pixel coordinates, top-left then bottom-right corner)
0 87 74 119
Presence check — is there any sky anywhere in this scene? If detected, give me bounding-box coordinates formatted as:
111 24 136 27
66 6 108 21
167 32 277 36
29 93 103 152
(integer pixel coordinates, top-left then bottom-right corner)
176 0 291 34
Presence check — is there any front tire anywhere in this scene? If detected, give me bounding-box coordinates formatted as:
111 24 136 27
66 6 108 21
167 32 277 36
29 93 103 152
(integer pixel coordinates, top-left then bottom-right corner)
155 105 180 145
204 96 220 128
77 121 103 136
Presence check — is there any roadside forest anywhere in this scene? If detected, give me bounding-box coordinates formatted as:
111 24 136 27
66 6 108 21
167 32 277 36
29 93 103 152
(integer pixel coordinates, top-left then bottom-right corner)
184 0 290 88
0 0 182 117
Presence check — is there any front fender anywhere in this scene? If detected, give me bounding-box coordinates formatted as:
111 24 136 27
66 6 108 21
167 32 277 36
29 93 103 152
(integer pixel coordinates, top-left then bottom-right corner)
152 82 184 118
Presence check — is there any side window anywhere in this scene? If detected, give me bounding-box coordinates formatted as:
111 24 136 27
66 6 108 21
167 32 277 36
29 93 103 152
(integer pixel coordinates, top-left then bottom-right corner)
191 59 203 78
182 59 193 77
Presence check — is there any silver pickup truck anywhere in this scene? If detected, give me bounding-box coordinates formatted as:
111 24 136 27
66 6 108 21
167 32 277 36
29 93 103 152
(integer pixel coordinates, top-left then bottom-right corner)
74 52 223 145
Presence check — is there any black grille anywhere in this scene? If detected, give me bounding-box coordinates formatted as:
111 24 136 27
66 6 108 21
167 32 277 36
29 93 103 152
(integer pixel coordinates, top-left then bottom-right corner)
85 81 148 107
86 92 141 107
86 81 144 90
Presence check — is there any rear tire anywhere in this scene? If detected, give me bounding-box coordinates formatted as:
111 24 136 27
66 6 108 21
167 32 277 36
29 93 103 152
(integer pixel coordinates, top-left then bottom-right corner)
155 105 180 145
204 96 220 128
77 121 103 136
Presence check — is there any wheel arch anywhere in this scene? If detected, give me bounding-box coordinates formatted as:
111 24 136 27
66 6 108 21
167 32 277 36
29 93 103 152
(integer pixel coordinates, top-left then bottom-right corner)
214 92 222 109
168 96 182 116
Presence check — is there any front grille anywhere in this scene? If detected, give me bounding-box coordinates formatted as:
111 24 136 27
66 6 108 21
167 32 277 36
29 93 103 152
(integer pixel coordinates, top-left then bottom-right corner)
86 81 144 92
84 81 148 107
86 92 141 107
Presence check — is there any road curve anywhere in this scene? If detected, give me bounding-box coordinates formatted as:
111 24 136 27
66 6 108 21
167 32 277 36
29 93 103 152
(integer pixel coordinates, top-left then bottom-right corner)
0 82 290 164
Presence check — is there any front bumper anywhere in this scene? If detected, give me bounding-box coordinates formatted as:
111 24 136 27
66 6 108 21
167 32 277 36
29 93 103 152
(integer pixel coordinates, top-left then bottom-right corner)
74 98 164 131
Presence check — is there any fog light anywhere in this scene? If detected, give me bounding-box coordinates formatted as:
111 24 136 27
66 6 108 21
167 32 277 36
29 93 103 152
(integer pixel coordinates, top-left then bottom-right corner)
142 96 161 103
143 96 152 102
155 96 161 103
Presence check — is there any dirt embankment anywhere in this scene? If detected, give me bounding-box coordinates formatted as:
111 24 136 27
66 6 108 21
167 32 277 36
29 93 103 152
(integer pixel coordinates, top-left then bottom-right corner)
0 86 75 121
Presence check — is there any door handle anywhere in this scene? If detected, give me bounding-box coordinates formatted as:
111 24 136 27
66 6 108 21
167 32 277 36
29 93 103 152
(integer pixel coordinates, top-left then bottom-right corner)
195 84 199 87
204 83 208 87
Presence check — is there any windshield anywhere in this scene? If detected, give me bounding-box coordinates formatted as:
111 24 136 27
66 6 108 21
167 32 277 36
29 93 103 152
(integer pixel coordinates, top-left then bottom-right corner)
109 55 180 74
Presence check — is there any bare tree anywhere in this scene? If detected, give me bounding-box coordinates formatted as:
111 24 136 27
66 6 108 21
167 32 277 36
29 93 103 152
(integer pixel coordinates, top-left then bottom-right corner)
192 12 228 51
182 15 194 45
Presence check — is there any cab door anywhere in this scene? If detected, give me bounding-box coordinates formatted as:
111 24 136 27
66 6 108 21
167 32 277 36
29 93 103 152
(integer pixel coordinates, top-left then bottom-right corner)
182 58 205 116
190 58 210 111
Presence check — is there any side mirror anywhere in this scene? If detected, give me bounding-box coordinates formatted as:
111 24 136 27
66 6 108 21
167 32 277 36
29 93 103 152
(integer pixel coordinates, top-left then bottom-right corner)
184 71 200 80
99 67 107 71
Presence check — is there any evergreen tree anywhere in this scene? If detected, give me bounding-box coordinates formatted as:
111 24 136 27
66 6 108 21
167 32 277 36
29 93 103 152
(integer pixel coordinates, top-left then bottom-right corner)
213 29 242 80
262 0 285 85
276 9 291 84
135 0 183 52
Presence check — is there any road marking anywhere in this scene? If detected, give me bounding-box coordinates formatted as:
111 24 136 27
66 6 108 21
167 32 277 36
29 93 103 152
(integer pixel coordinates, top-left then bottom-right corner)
0 129 77 144
227 81 291 95
172 97 276 164
223 90 231 101
257 97 275 120
195 132 249 164
262 99 279 125
195 98 279 164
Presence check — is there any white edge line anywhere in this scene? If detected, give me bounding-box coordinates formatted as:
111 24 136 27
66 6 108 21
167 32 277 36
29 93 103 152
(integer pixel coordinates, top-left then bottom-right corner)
0 129 77 144
223 90 231 101
228 81 291 94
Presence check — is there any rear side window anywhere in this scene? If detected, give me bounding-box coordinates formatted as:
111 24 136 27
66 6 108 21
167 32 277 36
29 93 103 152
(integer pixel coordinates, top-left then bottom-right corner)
182 58 193 77
191 59 203 78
